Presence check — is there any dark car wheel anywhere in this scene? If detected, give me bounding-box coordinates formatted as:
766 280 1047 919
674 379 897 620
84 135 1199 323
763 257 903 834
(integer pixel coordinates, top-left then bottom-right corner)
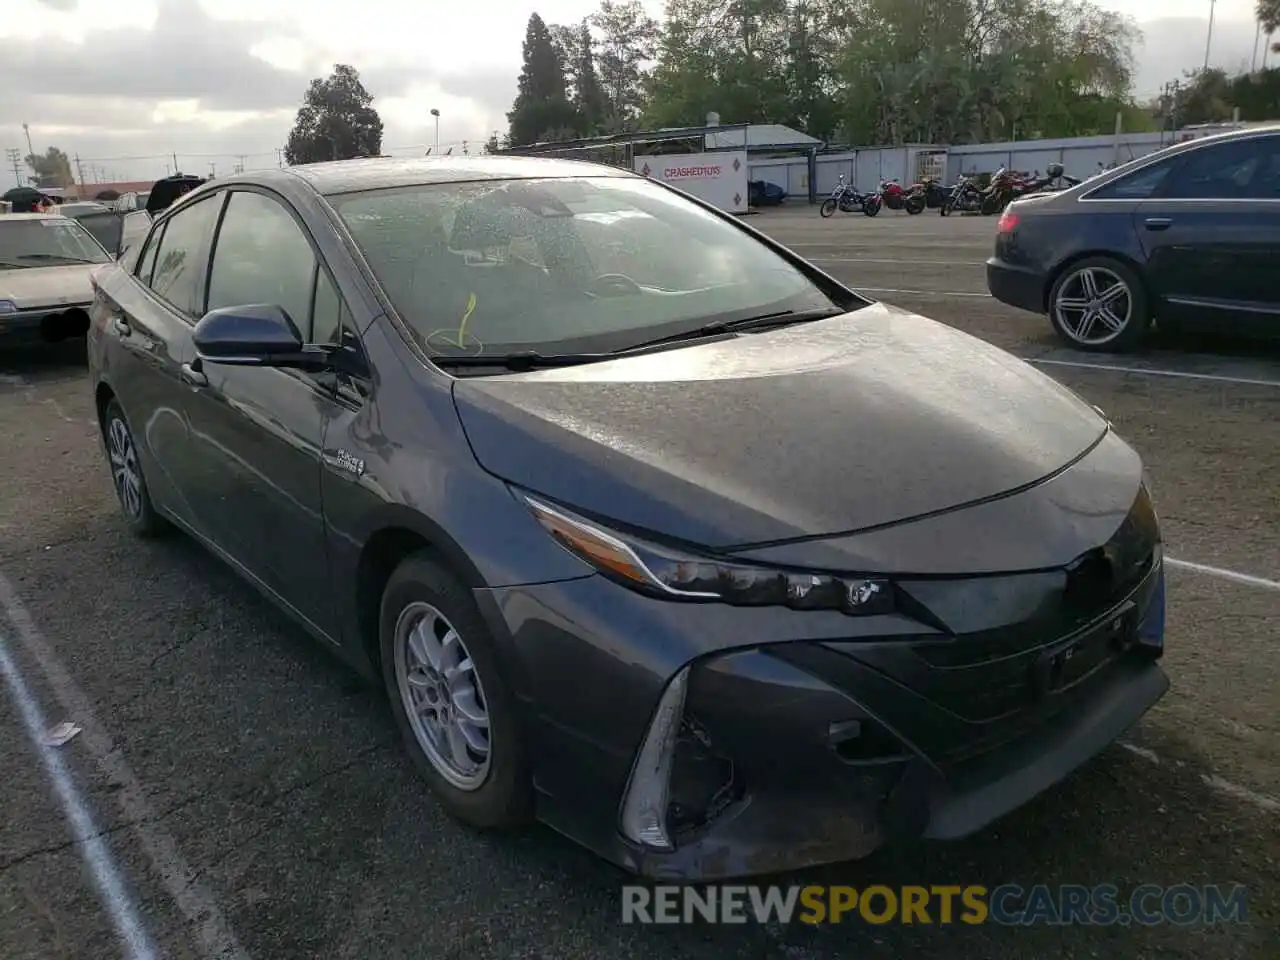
102 399 168 537
380 552 533 829
1048 257 1150 352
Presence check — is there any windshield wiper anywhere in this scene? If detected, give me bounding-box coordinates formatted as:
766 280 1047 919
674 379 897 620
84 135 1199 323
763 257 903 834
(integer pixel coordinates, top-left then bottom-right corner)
621 307 845 351
17 253 100 264
430 350 608 372
429 307 848 373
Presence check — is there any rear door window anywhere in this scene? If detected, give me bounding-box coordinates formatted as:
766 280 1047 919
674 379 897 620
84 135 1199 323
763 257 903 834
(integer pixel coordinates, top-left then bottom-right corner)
144 194 224 316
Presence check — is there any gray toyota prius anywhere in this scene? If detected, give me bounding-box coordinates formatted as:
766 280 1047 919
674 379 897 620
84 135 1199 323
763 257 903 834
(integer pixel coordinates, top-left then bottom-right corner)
87 156 1168 880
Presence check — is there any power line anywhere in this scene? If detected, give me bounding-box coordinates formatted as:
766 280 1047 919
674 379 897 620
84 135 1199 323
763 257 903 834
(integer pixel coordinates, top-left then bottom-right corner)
73 140 475 166
5 147 22 186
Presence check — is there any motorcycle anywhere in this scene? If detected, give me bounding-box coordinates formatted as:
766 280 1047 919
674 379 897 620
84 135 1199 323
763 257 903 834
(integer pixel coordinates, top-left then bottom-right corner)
980 167 1042 215
920 177 950 209
878 179 926 215
819 174 883 217
939 175 983 215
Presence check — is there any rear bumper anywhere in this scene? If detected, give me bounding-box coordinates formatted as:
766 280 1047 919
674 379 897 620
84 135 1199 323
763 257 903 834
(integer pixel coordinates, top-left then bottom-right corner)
986 258 1046 314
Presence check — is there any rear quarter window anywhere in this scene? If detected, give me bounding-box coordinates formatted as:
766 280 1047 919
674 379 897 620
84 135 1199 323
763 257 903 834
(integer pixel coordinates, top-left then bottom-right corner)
1085 160 1176 200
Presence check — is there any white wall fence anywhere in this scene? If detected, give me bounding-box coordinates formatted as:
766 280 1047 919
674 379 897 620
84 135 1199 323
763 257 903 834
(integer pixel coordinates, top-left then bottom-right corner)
747 131 1173 198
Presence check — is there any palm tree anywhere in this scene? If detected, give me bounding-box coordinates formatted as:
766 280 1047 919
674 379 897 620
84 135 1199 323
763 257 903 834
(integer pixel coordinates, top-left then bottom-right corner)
1258 0 1279 62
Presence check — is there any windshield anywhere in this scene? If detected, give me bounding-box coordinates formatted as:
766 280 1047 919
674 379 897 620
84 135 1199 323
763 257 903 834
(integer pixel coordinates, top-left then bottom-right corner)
0 218 112 267
331 175 844 357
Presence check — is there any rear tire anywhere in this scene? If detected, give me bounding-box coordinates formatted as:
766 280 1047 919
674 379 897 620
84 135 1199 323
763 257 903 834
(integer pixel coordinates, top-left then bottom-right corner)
380 553 533 829
819 198 838 218
862 196 882 217
1047 256 1150 353
102 399 169 537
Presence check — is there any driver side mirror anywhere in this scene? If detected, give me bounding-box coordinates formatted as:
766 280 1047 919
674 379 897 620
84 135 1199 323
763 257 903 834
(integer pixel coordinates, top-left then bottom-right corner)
193 304 332 370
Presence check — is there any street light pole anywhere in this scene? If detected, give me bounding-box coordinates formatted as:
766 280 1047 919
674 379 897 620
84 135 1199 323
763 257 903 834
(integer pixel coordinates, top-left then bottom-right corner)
430 108 440 152
1203 0 1216 71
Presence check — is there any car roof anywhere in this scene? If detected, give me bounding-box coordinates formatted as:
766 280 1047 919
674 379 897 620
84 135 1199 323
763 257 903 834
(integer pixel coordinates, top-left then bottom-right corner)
267 155 636 197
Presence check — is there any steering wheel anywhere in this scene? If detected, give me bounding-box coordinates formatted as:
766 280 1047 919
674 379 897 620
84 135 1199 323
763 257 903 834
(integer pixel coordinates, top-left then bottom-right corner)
587 273 643 298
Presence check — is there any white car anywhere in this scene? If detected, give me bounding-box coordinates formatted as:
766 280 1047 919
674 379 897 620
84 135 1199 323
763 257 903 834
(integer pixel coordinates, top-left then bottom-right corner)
0 213 114 344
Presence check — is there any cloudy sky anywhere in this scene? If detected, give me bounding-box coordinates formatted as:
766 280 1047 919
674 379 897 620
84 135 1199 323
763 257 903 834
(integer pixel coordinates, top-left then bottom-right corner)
0 0 1270 191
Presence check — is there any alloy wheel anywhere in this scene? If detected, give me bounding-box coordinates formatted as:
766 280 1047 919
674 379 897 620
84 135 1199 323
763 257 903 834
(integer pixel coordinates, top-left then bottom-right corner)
107 416 143 518
393 601 492 791
1053 266 1133 346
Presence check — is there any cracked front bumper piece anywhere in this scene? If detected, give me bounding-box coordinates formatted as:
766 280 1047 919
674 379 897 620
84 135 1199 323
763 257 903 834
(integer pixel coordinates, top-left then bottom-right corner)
618 557 1166 880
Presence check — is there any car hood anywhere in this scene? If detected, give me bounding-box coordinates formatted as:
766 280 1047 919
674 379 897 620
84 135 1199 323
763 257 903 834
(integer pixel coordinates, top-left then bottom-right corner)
451 303 1108 550
0 263 97 308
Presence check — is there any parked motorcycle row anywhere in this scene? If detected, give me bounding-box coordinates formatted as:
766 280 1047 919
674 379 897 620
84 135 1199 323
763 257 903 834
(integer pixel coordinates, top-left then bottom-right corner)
819 164 1082 219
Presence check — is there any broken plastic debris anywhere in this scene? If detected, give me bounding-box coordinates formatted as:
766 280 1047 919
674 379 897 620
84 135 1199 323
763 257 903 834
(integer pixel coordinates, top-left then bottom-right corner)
43 722 81 747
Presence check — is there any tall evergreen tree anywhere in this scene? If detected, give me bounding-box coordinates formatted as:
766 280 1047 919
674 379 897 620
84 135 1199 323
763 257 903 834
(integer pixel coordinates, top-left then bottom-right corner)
507 13 580 144
575 22 608 131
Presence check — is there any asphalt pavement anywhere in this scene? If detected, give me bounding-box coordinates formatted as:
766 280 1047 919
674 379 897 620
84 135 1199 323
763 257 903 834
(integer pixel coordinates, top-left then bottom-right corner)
1 207 1276 959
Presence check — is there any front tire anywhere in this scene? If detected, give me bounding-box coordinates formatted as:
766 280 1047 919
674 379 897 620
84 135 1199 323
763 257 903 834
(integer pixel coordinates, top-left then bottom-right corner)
1047 257 1150 353
905 195 925 215
862 196 882 217
102 399 169 537
380 553 533 829
819 198 838 218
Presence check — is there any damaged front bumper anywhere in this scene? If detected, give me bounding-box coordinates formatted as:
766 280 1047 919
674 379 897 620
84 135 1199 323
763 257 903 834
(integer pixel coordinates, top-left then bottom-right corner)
490 544 1167 882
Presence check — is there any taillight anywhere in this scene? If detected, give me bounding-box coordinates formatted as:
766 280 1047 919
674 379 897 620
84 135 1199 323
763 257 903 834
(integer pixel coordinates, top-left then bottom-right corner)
996 211 1019 233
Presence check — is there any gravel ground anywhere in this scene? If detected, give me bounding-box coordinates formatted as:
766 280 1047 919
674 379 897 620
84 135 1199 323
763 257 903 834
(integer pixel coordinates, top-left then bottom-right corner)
1 206 1276 960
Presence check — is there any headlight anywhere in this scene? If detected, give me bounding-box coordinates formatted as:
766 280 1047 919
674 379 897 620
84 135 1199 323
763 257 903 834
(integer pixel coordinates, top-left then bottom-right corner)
0 300 17 314
522 494 894 616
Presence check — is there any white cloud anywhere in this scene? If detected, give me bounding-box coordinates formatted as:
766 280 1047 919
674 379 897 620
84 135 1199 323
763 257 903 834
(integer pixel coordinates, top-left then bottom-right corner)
0 0 1270 191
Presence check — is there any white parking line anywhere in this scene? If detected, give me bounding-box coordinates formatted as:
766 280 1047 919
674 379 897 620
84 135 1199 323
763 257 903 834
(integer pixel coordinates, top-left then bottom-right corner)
812 256 987 266
0 572 250 960
1029 358 1280 388
1119 742 1280 815
1165 557 1280 592
0 631 158 960
855 286 992 298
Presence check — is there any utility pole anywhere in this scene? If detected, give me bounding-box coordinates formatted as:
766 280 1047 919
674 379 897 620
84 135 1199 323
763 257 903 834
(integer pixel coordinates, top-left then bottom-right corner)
276 147 284 168
234 155 246 174
208 161 216 178
74 153 87 197
1254 20 1263 72
5 147 22 186
1203 0 1216 71
22 122 35 161
172 152 179 174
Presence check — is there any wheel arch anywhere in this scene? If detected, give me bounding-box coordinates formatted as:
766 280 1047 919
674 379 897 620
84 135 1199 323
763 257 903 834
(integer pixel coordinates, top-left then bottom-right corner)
352 505 492 676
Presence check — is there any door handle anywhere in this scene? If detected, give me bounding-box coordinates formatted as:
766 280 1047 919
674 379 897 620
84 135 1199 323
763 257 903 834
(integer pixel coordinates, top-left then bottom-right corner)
111 316 132 337
179 362 208 388
1143 217 1172 231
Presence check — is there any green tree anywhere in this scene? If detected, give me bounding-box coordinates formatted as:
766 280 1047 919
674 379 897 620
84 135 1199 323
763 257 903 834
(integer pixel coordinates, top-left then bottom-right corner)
575 22 609 131
1259 0 1279 55
25 146 74 187
284 65 383 165
508 13 581 145
591 0 660 127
